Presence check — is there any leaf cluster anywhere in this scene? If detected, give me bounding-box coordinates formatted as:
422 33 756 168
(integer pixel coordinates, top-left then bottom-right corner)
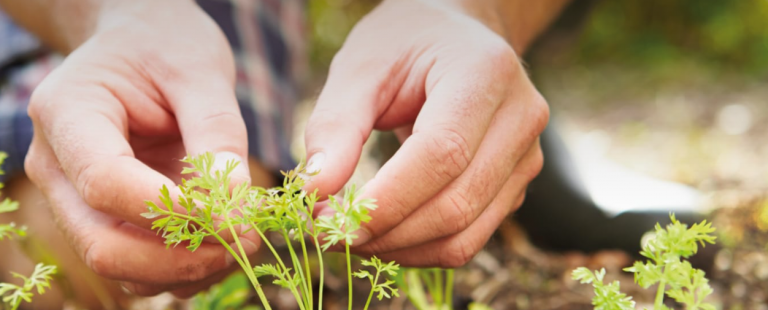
0 153 57 310
0 263 57 310
572 268 635 310
0 153 24 240
143 153 395 310
572 214 717 310
315 184 377 251
354 256 400 301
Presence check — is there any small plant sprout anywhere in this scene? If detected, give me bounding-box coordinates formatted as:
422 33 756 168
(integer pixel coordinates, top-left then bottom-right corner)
353 256 400 309
572 214 717 310
394 268 457 310
572 268 635 310
0 153 57 310
0 264 57 310
143 152 399 310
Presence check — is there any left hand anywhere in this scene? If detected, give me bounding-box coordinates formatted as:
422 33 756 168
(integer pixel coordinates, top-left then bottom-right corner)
303 0 549 267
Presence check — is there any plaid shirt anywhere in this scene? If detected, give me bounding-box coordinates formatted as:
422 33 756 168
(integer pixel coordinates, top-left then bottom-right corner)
0 0 306 181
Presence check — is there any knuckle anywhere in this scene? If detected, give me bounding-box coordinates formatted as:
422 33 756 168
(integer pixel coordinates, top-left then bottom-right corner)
84 243 113 278
377 193 412 224
201 109 242 128
28 83 56 122
529 93 550 134
486 42 518 63
23 147 43 185
439 191 476 235
135 49 182 83
78 161 106 211
359 239 388 256
511 192 527 213
438 238 477 268
422 129 471 183
522 148 545 182
484 43 521 80
175 261 210 283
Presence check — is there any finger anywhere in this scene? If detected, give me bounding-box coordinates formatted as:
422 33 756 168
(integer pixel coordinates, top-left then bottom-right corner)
24 137 260 285
374 172 529 267
302 53 398 198
357 137 544 254
29 75 184 230
163 77 250 186
393 125 413 144
350 54 528 246
121 263 239 298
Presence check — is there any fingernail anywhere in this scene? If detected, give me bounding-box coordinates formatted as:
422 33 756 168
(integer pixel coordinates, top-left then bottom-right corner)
225 238 259 265
306 152 325 174
214 152 249 181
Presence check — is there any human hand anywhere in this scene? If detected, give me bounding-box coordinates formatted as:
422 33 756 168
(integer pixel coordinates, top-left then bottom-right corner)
24 0 256 297
304 0 549 267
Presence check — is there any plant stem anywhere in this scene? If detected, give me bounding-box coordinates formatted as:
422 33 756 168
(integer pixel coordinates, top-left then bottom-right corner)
279 272 308 310
364 271 380 310
238 207 293 272
237 211 306 310
445 269 454 310
654 263 669 309
226 217 272 310
158 211 273 310
420 270 440 307
434 269 444 307
313 235 325 310
283 232 311 310
296 218 314 308
654 278 667 308
237 206 291 273
346 243 353 310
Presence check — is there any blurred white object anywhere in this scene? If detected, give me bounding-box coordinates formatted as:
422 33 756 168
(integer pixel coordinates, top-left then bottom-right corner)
716 103 753 135
572 130 703 216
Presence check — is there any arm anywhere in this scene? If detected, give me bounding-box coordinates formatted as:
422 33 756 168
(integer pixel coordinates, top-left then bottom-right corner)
0 0 101 53
454 0 572 53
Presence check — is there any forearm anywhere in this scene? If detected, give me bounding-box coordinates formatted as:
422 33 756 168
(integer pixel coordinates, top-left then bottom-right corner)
0 0 102 54
0 0 199 55
448 0 572 53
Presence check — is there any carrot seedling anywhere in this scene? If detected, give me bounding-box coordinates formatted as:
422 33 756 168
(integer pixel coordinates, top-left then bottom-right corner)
143 152 399 310
572 214 716 310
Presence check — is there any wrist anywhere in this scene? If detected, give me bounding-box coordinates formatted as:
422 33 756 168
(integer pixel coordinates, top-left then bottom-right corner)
431 0 570 54
67 0 198 52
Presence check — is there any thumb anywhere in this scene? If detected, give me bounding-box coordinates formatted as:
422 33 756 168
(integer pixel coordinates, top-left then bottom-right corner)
166 78 251 185
303 66 384 197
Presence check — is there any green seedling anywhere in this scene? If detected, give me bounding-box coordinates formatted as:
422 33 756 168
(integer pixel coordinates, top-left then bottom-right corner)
353 256 400 309
143 152 399 310
192 272 260 310
0 153 57 310
395 268 493 310
572 214 716 310
395 268 454 310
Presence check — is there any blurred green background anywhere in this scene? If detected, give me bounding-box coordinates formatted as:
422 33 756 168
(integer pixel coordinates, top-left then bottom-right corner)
307 0 768 192
310 0 768 77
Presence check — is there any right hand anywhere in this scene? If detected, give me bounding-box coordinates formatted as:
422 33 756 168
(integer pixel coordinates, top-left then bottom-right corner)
24 0 257 297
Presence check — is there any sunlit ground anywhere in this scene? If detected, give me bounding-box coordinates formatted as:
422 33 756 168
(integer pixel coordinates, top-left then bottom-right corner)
533 62 768 217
